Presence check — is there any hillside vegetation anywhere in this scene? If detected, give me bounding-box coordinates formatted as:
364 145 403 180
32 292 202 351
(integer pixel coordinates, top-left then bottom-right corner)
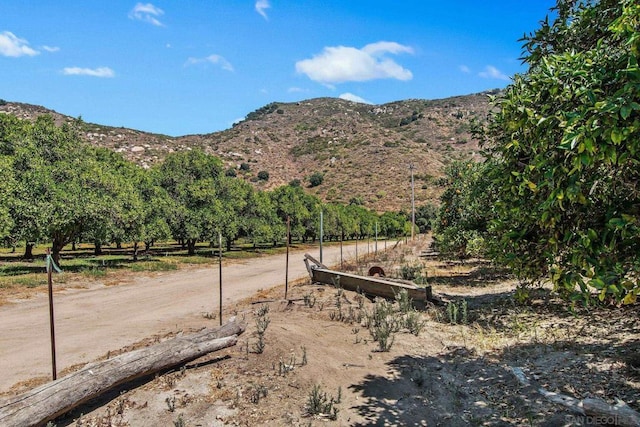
0 92 493 212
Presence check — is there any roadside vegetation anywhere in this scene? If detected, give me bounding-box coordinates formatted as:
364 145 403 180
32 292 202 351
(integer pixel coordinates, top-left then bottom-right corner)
433 0 640 307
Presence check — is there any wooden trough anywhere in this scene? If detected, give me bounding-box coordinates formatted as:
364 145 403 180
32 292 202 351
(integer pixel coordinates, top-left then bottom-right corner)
303 254 439 306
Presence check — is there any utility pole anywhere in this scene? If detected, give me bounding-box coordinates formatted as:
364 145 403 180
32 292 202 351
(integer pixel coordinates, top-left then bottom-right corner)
319 209 323 264
410 163 416 240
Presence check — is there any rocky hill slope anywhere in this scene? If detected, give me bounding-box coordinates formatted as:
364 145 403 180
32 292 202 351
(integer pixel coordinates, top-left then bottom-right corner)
0 92 495 211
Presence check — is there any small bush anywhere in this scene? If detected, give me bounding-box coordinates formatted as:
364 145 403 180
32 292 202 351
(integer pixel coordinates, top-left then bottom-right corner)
308 172 324 187
305 385 339 420
257 170 269 181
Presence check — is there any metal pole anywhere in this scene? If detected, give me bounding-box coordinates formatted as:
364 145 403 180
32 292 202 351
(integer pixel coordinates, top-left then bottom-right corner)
319 210 323 264
285 216 290 299
375 222 378 255
47 249 57 381
410 164 416 240
355 238 358 265
218 232 222 326
340 233 343 269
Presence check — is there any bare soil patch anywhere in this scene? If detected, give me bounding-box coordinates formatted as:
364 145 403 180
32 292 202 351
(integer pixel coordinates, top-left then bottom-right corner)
4 237 640 426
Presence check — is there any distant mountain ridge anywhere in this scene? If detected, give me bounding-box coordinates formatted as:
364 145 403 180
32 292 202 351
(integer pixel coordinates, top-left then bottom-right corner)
0 92 495 211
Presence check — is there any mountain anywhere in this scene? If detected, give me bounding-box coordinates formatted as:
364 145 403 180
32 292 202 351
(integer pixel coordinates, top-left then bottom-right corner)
0 92 495 211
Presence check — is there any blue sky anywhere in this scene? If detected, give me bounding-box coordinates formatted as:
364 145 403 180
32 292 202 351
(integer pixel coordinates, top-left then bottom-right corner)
0 1 556 136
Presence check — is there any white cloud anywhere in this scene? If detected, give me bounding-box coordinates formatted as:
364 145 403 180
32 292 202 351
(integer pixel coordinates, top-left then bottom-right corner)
62 67 115 78
339 93 372 104
185 54 234 71
129 3 164 27
295 41 413 84
479 65 509 81
459 65 470 73
42 45 60 53
0 31 39 57
255 0 271 20
287 87 307 93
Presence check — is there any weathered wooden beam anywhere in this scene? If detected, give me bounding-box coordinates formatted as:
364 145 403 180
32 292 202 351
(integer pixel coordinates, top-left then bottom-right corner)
310 267 428 303
0 318 245 427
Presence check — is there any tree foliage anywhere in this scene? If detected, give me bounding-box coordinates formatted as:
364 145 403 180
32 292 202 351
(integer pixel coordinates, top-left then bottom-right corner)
480 0 640 304
156 149 225 255
308 171 324 187
0 114 404 260
3 115 132 263
433 161 494 259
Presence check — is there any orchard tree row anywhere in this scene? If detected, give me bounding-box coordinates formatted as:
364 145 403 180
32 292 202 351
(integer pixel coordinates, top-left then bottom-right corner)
0 114 411 264
433 0 640 305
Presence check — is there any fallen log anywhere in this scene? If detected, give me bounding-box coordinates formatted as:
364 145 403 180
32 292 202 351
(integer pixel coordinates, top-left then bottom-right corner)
0 317 246 427
510 367 640 427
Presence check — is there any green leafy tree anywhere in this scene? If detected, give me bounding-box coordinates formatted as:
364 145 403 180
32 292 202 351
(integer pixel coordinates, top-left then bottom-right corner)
137 168 172 255
379 211 408 238
344 204 376 240
321 204 343 241
0 155 15 241
216 176 251 250
157 149 224 255
242 189 284 246
480 0 640 303
415 203 438 233
270 184 311 243
433 161 494 259
82 148 144 256
7 116 128 264
301 192 322 242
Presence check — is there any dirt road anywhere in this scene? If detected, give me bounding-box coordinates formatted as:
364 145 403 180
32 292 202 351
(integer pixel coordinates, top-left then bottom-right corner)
0 243 373 392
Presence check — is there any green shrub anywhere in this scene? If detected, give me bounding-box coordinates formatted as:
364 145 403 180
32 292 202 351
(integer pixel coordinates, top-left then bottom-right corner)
308 172 324 187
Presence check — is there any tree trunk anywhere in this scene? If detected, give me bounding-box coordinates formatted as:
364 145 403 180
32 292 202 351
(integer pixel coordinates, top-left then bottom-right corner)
23 243 34 260
226 237 232 252
116 241 122 249
94 241 102 256
0 318 245 427
51 239 65 266
144 241 151 252
71 241 76 251
132 241 139 261
187 238 196 255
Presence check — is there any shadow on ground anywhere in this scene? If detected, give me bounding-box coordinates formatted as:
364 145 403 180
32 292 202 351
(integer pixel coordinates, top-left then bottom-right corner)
348 340 640 426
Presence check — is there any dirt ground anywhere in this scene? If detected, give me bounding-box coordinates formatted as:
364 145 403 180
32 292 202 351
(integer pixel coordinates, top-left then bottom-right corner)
3 237 640 426
0 243 361 392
